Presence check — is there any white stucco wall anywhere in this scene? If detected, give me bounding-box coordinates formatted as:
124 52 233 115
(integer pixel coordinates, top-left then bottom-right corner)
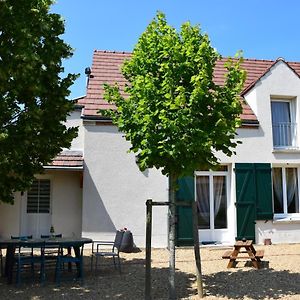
65 109 84 151
49 170 83 237
256 219 300 244
0 192 22 238
82 123 168 248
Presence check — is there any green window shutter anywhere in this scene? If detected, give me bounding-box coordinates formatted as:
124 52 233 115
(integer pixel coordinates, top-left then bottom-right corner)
255 164 273 220
235 164 256 240
235 163 273 240
175 176 194 246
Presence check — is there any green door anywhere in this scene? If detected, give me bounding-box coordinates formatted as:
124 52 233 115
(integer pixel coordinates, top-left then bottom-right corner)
175 176 194 246
235 163 273 241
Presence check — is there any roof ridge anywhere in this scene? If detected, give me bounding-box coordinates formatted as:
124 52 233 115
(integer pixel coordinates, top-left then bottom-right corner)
94 50 132 55
241 58 275 63
94 51 300 64
93 50 300 64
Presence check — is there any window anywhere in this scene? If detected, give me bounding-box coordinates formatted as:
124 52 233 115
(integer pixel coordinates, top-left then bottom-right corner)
271 100 297 149
273 167 299 214
196 171 228 229
27 179 51 214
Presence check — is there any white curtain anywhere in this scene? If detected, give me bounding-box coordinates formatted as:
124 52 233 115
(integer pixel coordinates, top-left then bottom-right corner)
196 176 210 223
272 168 283 213
213 176 224 217
286 168 298 213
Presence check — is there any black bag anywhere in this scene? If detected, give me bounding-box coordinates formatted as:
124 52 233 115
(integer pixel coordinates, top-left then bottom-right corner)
120 230 134 253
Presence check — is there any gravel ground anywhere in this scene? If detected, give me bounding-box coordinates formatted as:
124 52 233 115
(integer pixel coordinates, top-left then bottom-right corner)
0 243 300 299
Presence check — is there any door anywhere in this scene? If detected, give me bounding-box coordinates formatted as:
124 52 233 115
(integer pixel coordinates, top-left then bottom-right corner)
21 179 52 237
195 170 229 243
176 167 231 246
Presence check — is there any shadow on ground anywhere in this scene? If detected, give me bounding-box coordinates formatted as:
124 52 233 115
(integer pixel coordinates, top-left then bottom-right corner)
204 265 300 299
2 254 299 299
0 256 196 300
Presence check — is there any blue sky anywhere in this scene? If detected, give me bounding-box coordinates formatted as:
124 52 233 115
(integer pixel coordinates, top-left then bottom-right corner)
53 0 300 99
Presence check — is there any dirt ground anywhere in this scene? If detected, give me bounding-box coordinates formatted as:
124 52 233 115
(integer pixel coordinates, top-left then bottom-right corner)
1 243 300 299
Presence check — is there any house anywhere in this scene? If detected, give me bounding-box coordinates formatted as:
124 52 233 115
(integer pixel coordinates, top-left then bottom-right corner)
1 50 300 248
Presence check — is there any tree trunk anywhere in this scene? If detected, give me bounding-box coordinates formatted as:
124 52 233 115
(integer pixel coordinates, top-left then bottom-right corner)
192 201 204 298
168 173 177 300
145 199 153 300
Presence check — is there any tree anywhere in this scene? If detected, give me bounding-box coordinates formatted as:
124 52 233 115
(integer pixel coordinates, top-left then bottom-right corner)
103 12 245 299
0 0 77 203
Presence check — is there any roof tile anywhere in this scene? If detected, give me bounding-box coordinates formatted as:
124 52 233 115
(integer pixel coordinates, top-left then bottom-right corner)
47 151 84 169
77 50 300 125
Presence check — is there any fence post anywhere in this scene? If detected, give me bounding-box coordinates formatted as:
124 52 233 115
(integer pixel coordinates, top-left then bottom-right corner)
145 199 153 300
192 201 204 298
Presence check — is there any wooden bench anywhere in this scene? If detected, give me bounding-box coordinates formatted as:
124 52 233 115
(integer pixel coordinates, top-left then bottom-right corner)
222 250 233 259
222 250 264 260
255 249 264 259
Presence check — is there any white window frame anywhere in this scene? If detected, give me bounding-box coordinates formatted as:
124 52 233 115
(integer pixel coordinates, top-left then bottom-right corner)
195 167 229 230
273 166 300 220
271 97 298 150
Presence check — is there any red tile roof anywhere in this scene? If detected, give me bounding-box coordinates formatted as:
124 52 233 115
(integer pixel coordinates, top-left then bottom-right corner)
77 50 300 126
78 51 130 117
46 151 84 169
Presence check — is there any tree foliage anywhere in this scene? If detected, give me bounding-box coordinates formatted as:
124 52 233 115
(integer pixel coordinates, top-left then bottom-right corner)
0 0 77 203
103 12 245 178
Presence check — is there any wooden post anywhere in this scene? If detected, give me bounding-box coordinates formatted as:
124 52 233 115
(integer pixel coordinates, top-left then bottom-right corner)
192 201 204 298
145 199 153 300
168 174 177 300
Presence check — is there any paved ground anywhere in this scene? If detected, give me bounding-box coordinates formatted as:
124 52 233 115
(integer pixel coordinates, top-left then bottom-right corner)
0 244 300 299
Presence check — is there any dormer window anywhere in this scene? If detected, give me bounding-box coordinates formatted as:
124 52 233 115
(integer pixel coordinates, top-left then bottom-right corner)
271 99 297 149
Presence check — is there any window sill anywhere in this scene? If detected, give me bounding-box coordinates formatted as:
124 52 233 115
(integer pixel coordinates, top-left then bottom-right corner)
273 148 300 153
273 216 300 224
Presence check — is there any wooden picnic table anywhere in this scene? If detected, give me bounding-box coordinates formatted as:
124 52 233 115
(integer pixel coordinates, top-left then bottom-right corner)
222 239 264 269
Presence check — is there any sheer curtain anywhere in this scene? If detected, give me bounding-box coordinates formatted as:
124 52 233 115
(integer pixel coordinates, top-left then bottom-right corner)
272 168 283 213
196 176 210 224
286 168 298 213
213 176 224 218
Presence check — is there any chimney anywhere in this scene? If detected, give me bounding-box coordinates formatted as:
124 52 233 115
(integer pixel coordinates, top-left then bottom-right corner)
85 67 93 88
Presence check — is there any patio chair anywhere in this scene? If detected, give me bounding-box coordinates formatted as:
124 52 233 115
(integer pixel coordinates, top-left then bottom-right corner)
41 234 63 254
15 241 46 285
55 241 84 285
90 230 124 273
41 234 63 239
11 235 33 240
41 234 63 268
11 235 34 256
